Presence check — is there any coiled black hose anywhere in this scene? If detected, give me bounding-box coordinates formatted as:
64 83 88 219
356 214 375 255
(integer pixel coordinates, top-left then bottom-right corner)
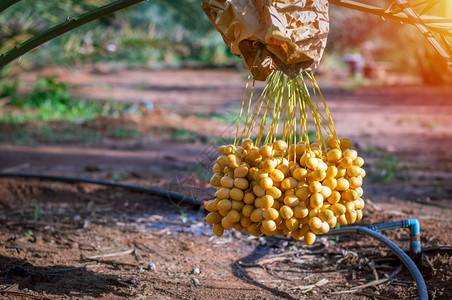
325 226 428 300
0 172 204 207
0 172 427 299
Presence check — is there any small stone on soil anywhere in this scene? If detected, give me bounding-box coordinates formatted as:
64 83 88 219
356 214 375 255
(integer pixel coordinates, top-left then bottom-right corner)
191 278 200 287
148 263 156 271
83 219 91 228
192 267 200 275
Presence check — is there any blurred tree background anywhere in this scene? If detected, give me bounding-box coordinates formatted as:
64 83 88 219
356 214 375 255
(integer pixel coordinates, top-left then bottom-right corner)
0 0 239 72
0 0 450 83
326 0 452 84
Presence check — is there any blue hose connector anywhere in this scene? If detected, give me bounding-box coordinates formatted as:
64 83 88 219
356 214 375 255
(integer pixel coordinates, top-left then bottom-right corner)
406 219 421 257
366 219 421 259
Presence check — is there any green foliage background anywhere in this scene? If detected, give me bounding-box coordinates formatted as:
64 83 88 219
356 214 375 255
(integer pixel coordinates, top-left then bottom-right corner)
0 0 240 69
0 76 126 123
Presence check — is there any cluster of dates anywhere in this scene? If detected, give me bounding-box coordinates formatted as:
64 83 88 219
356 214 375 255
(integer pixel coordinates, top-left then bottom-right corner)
205 137 365 245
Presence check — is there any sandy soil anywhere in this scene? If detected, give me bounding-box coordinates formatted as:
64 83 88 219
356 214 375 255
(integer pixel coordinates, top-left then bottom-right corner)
0 67 451 299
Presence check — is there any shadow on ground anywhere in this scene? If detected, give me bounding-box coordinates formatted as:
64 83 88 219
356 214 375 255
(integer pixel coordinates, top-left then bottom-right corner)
0 255 130 298
231 246 297 300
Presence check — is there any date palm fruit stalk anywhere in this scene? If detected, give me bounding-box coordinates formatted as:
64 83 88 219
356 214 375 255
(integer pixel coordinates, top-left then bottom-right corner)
205 71 366 245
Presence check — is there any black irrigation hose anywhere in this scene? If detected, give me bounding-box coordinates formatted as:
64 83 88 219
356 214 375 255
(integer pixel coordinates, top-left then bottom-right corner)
0 172 428 299
0 172 204 207
325 227 428 300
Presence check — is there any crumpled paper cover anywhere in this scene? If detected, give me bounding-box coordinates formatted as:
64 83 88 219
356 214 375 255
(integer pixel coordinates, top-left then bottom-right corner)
202 0 329 80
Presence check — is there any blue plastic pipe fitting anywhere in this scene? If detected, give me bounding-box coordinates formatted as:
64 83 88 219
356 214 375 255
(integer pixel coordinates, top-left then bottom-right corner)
366 219 421 258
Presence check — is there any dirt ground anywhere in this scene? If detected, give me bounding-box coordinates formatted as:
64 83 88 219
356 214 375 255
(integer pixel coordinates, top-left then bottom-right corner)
0 67 451 299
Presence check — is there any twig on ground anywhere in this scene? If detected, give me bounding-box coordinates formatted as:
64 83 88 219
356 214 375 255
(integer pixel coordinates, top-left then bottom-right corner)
3 274 31 292
420 253 435 273
290 278 329 293
236 260 261 268
265 267 306 281
332 265 403 294
422 245 452 252
87 248 134 260
133 249 143 262
357 291 402 300
0 290 52 299
351 269 356 280
337 250 359 265
94 259 138 268
258 279 282 283
133 241 153 252
154 228 171 236
369 260 379 281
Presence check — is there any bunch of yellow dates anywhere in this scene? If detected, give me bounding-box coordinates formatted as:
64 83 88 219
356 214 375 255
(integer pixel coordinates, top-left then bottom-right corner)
205 137 365 245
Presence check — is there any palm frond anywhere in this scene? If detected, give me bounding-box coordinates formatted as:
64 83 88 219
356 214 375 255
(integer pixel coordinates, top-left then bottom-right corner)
330 0 452 65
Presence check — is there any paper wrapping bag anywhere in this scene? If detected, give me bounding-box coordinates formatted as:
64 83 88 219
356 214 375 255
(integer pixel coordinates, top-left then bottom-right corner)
202 0 329 80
